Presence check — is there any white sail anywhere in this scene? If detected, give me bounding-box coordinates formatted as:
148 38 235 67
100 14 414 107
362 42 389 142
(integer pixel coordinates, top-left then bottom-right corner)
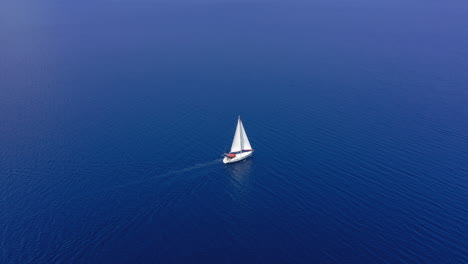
230 117 252 153
240 120 252 150
230 118 242 153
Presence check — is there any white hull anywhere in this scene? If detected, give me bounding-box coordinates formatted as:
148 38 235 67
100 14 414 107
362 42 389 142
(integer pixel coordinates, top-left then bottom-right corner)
223 151 253 164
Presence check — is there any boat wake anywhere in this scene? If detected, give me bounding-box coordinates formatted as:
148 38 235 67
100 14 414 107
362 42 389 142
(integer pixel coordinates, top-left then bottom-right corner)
63 158 223 257
161 158 222 177
77 159 222 199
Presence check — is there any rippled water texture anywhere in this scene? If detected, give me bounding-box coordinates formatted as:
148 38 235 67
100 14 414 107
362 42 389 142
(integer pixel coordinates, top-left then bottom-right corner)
1 0 467 263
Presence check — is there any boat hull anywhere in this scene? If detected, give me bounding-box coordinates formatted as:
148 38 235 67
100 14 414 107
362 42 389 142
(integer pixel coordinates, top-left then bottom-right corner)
223 151 253 164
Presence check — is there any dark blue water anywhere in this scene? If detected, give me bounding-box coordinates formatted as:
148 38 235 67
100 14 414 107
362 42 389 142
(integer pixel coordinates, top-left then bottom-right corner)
1 0 467 263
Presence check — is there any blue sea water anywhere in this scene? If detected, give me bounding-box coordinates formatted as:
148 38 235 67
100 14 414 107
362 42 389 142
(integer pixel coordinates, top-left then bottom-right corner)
1 0 467 263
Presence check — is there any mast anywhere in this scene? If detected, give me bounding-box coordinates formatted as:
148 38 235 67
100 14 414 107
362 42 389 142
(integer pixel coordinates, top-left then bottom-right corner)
239 116 243 153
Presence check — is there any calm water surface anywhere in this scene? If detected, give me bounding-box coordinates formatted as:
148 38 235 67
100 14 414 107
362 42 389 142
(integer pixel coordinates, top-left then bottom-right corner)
1 0 467 263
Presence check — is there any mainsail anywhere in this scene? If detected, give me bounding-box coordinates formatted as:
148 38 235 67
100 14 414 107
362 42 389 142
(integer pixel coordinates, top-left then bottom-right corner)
230 117 251 153
230 118 242 152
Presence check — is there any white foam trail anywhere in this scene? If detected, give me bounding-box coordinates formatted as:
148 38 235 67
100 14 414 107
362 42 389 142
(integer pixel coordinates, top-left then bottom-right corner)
77 159 222 199
159 158 222 178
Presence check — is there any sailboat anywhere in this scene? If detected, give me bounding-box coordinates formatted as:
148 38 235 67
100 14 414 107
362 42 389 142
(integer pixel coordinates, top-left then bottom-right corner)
223 116 254 164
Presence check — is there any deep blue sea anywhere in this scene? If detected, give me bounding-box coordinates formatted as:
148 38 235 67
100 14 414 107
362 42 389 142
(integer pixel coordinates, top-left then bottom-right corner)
1 0 467 263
